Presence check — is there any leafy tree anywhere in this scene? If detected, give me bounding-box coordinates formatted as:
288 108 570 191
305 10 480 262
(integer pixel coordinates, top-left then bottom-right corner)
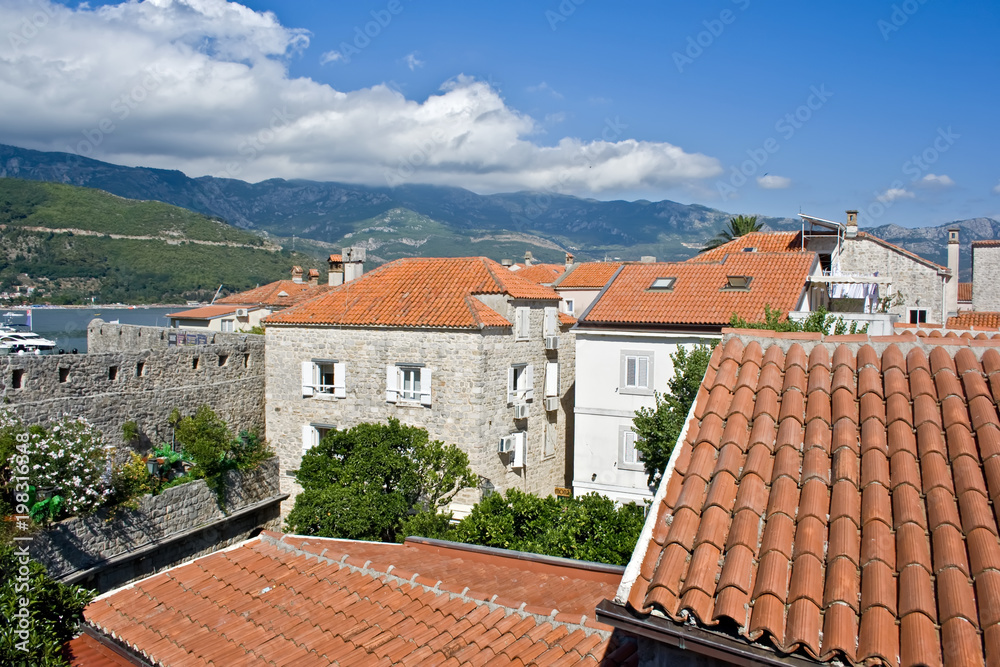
729 304 868 335
701 214 763 251
286 419 476 542
632 345 713 486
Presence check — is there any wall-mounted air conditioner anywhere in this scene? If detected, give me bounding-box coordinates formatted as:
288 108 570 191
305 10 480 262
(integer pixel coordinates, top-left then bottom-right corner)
235 308 249 318
514 403 529 419
544 336 559 350
498 435 515 454
544 396 559 412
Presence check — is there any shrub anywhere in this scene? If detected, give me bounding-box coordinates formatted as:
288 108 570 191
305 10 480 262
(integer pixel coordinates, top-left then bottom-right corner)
24 417 112 519
106 451 156 509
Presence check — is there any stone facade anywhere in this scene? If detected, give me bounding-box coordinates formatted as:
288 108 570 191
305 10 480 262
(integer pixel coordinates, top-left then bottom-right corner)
0 321 265 448
29 457 283 592
972 243 1000 312
266 302 573 515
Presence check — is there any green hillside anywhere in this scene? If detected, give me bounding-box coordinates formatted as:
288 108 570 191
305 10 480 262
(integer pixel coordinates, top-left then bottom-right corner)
0 179 320 304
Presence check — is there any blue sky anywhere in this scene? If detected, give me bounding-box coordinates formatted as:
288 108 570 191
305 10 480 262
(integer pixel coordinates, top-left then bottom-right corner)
2 0 999 228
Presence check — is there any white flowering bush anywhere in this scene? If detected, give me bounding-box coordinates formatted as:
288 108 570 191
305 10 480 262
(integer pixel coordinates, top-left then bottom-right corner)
25 416 112 517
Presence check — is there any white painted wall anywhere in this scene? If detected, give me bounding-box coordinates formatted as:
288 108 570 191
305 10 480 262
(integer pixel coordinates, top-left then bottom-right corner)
572 329 717 504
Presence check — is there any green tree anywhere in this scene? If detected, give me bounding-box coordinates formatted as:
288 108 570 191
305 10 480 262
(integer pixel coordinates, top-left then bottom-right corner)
632 345 713 486
729 304 867 335
701 214 763 251
286 419 476 542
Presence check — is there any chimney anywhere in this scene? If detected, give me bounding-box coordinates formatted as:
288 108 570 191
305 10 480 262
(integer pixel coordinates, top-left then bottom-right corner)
328 254 345 286
291 266 303 284
565 252 574 267
946 227 960 317
501 259 514 267
845 210 858 238
343 246 366 283
523 251 533 267
307 269 319 286
640 256 657 263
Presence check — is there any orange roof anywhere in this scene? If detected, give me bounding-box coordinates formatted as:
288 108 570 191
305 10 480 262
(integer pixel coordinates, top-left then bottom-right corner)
973 240 1000 248
82 532 636 666
556 262 624 289
66 633 136 667
329 253 343 262
166 304 251 320
510 262 566 285
947 311 1000 330
959 282 972 302
614 331 1000 666
217 279 334 309
694 231 804 261
581 253 815 327
265 257 559 329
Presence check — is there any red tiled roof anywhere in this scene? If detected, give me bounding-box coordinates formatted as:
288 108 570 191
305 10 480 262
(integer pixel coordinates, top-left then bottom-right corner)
959 283 972 303
217 279 334 308
559 312 577 325
66 632 137 666
556 262 624 289
581 253 815 327
166 304 251 320
618 331 1000 667
694 231 804 261
972 240 1000 248
83 532 637 666
511 263 566 285
329 254 343 262
948 311 1000 330
264 257 559 329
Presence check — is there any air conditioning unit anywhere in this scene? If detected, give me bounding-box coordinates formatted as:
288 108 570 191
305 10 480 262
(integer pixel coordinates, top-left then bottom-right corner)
545 336 559 350
544 396 559 412
498 435 515 454
514 403 529 419
235 308 249 317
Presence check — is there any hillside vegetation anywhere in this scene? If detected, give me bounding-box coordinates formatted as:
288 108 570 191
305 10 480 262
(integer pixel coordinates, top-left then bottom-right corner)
0 179 319 304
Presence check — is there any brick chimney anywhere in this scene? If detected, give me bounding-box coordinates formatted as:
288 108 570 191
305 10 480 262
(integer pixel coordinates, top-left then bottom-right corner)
343 246 366 283
946 228 960 317
328 254 345 286
307 269 320 286
845 210 858 239
291 266 303 284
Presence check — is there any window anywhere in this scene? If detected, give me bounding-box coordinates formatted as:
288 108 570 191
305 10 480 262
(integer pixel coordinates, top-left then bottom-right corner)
564 299 575 316
58 368 69 383
514 307 530 340
619 426 644 471
192 358 199 370
136 361 145 377
386 364 431 406
723 275 752 290
218 354 229 367
302 423 336 455
544 419 556 459
301 360 346 398
909 308 928 324
648 277 676 291
508 364 534 404
12 369 23 389
620 350 653 395
108 366 118 381
545 361 559 397
543 307 559 336
221 319 234 333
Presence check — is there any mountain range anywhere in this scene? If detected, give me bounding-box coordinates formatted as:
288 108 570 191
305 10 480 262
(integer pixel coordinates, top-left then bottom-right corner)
1 143 995 279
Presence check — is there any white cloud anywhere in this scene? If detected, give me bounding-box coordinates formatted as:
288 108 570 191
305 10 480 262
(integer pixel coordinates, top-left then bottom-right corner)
920 173 955 188
756 174 791 189
320 50 343 65
403 52 424 71
878 187 915 203
992 182 1000 194
0 0 722 194
526 82 564 100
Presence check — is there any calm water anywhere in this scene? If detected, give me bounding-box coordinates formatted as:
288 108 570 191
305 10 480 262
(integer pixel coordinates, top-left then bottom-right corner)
2 306 178 353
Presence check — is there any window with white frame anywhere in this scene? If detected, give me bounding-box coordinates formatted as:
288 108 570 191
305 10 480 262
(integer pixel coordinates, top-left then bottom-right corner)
620 350 653 395
221 319 234 332
563 299 575 316
301 360 346 398
619 425 643 471
386 364 432 406
908 308 928 324
543 307 559 336
302 423 336 455
508 363 534 404
514 307 531 340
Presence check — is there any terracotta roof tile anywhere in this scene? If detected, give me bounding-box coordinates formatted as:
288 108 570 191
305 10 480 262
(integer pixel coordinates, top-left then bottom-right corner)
958 282 973 303
948 311 1000 330
166 304 255 320
509 263 566 285
84 533 636 666
617 331 1000 666
217 279 335 308
555 262 623 289
264 257 558 328
581 253 815 327
694 231 805 261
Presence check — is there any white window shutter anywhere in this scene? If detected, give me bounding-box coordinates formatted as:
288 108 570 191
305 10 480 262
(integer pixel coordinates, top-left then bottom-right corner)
302 424 314 455
333 362 346 398
638 357 649 388
511 432 526 468
544 307 558 335
420 368 432 406
301 361 315 397
385 365 398 403
545 361 559 397
525 364 534 401
508 366 516 404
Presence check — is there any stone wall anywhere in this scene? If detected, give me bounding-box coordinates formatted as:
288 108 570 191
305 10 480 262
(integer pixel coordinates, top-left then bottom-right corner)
29 457 283 592
972 244 1000 311
265 300 573 516
0 321 265 448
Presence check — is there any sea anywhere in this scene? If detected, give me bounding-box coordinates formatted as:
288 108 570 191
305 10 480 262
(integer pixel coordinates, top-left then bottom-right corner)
1 306 179 353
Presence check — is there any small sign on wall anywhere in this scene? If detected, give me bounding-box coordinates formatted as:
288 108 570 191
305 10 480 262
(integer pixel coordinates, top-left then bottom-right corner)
554 486 572 498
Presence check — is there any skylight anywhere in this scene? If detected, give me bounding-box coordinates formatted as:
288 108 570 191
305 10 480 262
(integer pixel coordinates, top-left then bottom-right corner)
649 277 676 291
742 247 756 252
723 275 752 290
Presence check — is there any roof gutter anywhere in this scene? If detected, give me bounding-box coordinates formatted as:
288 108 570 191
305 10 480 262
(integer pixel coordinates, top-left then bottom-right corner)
595 600 820 667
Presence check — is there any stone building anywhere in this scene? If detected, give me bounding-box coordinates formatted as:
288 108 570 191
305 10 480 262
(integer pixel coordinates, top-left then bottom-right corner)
263 257 575 515
971 240 1000 312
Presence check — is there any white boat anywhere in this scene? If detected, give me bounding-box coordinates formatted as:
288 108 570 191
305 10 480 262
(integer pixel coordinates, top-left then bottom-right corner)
0 331 57 353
